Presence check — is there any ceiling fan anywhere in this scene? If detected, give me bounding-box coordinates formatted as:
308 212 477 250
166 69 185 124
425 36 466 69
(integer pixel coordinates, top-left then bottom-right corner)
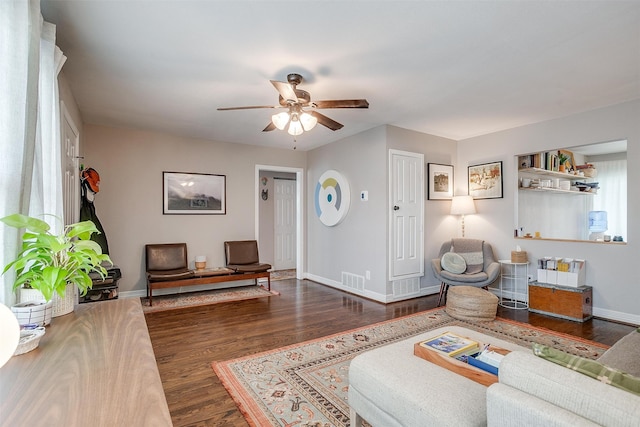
217 73 369 136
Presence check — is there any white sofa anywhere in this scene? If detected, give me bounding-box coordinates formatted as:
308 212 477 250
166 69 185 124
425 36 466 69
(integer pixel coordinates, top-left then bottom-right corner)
349 327 640 427
487 329 640 427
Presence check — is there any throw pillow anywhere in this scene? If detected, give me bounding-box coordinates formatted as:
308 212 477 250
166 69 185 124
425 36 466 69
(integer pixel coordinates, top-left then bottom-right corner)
441 252 466 274
597 328 640 377
532 343 640 396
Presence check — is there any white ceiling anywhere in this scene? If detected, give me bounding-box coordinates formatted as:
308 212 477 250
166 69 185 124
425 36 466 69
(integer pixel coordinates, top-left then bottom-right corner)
41 1 640 151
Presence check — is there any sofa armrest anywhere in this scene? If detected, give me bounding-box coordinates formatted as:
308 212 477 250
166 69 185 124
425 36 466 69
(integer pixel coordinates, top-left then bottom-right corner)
487 383 600 427
498 351 640 426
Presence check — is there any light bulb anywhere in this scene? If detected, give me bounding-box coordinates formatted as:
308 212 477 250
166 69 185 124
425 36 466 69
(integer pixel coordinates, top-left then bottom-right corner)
271 112 290 130
299 112 318 131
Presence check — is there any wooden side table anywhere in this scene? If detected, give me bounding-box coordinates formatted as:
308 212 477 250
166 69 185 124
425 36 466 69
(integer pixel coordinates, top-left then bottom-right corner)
528 281 593 322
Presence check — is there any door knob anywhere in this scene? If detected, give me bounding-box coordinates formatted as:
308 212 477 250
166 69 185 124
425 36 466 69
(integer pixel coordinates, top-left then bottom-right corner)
393 205 400 211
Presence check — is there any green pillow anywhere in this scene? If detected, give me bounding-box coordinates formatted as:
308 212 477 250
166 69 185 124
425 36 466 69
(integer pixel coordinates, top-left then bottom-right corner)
532 343 640 396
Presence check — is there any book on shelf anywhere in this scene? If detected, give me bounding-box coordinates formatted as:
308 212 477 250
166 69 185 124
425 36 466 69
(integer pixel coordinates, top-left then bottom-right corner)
418 331 480 358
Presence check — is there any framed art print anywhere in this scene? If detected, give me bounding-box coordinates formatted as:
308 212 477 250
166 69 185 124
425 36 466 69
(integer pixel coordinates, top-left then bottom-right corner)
427 163 453 200
163 171 226 214
468 161 503 199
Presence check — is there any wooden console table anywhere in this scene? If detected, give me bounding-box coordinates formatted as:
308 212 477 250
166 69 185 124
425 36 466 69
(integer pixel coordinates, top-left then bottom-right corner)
0 299 172 427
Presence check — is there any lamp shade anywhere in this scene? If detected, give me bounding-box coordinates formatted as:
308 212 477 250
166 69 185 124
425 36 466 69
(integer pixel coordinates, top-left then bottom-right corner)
287 117 303 136
271 112 290 130
450 195 476 215
299 112 318 131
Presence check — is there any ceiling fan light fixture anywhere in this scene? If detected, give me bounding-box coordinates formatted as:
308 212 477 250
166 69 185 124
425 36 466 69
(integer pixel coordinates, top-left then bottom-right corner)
287 117 303 136
299 111 318 131
271 112 290 130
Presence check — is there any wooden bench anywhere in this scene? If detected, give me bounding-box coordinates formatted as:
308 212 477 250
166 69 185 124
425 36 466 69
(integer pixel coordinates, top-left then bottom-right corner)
145 242 271 306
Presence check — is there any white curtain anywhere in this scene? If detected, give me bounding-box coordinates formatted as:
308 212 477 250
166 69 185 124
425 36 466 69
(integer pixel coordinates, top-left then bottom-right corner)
0 0 66 305
591 159 627 240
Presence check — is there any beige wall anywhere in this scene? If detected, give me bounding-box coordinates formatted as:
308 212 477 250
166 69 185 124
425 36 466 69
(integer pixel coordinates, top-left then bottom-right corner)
83 124 306 294
458 100 640 323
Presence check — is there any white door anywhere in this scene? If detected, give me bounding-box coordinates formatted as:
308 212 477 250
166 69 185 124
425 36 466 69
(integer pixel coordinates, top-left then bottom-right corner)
389 150 424 280
62 104 80 226
274 178 297 270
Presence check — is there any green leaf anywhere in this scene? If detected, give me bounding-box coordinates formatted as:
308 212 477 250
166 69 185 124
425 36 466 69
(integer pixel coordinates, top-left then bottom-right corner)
1 214 50 233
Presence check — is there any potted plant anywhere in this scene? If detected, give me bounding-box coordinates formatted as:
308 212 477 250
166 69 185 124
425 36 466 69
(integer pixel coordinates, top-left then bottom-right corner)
1 214 111 325
557 152 569 172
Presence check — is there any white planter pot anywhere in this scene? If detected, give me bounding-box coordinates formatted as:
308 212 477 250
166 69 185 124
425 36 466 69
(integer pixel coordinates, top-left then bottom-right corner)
19 283 76 317
11 300 53 327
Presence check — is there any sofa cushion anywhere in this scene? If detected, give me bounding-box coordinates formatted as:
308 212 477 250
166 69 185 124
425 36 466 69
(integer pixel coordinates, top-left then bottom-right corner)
440 252 467 274
597 328 640 377
532 343 640 396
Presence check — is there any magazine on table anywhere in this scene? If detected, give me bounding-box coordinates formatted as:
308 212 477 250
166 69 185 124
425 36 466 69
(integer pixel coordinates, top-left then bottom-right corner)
418 331 480 358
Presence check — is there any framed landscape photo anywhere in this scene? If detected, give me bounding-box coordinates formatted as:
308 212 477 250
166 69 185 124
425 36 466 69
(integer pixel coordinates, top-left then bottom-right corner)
427 163 454 200
468 161 503 199
163 171 226 214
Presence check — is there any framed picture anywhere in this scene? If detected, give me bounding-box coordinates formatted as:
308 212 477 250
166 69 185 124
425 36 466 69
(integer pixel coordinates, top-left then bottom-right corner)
163 171 226 214
427 163 454 200
468 161 503 199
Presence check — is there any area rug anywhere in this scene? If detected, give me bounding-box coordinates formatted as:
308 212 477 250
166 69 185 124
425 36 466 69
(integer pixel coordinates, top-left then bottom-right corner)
212 307 608 427
141 285 279 313
261 269 297 283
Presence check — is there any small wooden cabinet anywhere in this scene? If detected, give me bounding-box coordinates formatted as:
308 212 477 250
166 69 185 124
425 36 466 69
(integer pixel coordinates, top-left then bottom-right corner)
528 281 593 322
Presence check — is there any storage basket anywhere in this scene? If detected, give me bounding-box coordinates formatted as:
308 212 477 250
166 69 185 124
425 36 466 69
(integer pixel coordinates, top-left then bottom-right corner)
51 283 76 317
14 327 46 356
582 167 597 178
511 250 528 263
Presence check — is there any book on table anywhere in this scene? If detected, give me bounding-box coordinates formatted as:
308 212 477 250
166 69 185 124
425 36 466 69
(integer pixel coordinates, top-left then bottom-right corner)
418 331 480 358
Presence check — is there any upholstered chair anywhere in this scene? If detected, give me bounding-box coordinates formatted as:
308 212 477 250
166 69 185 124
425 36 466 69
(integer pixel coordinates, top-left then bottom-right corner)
431 238 500 306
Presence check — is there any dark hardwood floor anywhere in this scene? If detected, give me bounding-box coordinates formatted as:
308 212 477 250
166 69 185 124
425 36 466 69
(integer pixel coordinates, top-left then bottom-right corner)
144 279 636 427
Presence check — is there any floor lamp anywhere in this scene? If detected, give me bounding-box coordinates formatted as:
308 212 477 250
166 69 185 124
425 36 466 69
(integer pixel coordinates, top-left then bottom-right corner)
451 195 476 237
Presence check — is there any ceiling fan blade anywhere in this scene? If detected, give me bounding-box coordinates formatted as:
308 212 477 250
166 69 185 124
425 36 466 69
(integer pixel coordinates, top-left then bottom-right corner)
313 99 369 109
310 111 344 131
262 122 276 132
270 80 298 103
217 105 280 111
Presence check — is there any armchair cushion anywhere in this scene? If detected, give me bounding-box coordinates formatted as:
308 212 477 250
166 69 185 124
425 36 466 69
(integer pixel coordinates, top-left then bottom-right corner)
451 238 484 274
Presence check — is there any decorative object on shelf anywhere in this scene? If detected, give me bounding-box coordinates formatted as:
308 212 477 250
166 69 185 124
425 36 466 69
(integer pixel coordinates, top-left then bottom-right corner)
195 256 207 270
163 171 226 215
427 163 453 200
557 152 569 172
450 195 476 237
314 169 351 227
1 214 111 321
468 161 503 199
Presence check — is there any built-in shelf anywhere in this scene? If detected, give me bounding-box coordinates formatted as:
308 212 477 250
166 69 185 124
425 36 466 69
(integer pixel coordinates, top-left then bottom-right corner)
518 167 586 180
519 187 596 196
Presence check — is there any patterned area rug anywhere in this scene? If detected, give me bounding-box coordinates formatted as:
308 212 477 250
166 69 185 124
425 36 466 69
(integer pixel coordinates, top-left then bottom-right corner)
141 285 279 313
212 307 608 427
